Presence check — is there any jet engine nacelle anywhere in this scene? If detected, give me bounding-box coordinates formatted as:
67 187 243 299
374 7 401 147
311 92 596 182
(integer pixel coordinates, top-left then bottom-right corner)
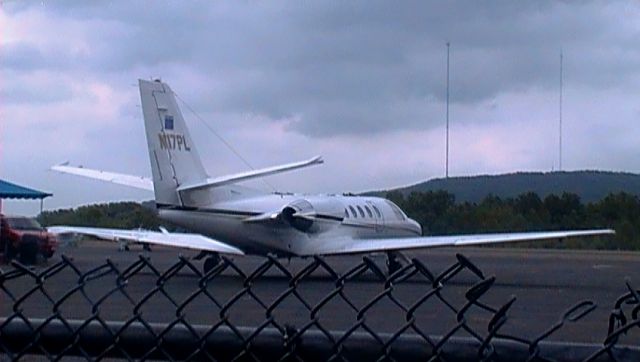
281 198 344 233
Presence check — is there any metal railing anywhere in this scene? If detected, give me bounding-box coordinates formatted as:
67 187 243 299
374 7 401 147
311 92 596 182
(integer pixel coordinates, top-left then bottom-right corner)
1 254 639 361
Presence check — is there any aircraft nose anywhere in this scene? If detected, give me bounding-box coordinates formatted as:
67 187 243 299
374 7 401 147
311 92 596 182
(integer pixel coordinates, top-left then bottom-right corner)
409 218 422 236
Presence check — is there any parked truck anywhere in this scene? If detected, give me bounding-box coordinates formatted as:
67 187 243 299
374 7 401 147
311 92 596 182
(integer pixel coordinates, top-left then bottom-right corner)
0 214 58 264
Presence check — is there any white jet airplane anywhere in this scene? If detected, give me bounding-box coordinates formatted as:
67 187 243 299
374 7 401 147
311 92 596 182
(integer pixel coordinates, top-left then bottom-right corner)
49 79 614 274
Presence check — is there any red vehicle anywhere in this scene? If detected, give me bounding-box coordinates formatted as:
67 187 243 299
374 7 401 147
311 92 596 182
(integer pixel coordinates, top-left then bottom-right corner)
0 214 58 264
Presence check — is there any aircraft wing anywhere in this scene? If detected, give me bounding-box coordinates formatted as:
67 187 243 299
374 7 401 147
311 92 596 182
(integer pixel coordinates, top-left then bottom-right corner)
177 156 323 192
51 163 154 191
47 226 244 255
300 229 615 255
52 156 322 193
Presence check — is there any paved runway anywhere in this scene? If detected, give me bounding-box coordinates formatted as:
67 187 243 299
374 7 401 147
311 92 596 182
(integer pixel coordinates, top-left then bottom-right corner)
1 242 639 344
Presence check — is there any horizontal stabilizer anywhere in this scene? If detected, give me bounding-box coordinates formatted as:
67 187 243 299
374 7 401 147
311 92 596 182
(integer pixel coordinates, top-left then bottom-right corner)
298 229 615 256
48 226 244 255
51 163 154 191
178 156 323 192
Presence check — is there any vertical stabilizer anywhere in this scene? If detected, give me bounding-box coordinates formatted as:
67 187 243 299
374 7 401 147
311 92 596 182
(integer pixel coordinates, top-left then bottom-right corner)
139 79 208 206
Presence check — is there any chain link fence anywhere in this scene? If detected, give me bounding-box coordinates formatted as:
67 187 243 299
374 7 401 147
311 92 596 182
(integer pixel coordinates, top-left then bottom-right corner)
1 253 639 361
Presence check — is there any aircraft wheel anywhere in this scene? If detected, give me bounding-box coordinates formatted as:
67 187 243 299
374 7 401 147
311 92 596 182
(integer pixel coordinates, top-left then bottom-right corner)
386 252 403 276
203 254 221 274
19 235 40 265
4 241 17 262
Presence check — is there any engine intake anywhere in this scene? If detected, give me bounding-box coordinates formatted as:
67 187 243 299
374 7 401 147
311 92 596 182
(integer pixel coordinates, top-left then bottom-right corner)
280 198 344 233
282 206 313 232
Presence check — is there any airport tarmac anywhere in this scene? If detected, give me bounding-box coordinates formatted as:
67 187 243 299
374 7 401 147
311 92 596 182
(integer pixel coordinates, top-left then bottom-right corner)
1 241 639 345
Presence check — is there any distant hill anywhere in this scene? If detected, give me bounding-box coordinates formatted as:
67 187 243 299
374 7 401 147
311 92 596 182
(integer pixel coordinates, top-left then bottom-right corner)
367 171 640 203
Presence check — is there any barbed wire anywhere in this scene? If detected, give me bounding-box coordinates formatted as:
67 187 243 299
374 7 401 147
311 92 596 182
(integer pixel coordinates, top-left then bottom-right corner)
0 253 638 361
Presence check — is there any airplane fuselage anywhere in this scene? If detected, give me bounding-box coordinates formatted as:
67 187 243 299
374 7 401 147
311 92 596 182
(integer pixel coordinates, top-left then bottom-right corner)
157 190 422 257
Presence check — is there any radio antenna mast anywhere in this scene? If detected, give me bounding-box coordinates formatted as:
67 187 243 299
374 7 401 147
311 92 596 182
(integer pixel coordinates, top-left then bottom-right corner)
558 50 563 171
445 42 450 178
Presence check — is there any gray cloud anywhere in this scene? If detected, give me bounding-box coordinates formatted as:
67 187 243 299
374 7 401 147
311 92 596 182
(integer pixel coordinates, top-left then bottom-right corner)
2 43 48 71
0 76 74 104
5 1 638 137
0 1 639 217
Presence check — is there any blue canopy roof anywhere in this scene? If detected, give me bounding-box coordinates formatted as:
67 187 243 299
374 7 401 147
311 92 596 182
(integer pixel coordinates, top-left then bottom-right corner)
0 179 52 200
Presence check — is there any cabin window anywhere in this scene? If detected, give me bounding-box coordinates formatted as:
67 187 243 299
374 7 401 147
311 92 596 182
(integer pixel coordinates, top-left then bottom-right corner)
356 205 365 218
344 209 349 218
372 204 382 218
349 206 358 218
364 205 373 218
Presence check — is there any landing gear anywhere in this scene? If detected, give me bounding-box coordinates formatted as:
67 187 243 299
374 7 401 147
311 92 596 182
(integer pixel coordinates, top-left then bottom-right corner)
203 253 221 274
118 240 130 252
386 251 409 276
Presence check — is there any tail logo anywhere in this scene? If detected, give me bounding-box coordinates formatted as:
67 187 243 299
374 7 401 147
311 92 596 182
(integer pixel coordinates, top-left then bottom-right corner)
158 132 191 152
164 115 174 130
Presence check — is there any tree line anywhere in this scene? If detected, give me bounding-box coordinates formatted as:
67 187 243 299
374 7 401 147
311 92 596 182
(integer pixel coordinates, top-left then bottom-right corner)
386 190 639 250
38 191 640 251
38 202 162 230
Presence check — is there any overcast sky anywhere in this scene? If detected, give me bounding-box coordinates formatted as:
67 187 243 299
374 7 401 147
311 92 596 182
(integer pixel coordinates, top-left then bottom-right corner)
1 1 639 216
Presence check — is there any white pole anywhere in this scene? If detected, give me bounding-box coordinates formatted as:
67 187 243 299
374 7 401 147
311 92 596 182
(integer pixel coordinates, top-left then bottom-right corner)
559 51 563 171
446 42 450 178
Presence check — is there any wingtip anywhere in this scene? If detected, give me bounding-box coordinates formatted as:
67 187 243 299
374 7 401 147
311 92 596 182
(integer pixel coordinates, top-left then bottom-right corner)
50 161 69 171
312 155 324 164
595 228 616 235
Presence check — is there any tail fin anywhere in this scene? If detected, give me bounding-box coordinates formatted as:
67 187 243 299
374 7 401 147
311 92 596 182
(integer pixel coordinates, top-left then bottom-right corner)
139 79 208 206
